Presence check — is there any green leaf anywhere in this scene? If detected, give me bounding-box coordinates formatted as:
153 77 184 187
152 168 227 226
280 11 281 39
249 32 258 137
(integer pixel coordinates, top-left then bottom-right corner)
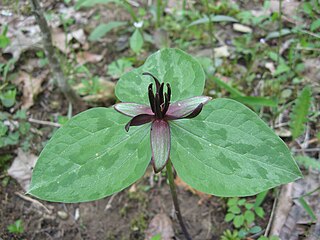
227 197 238 206
254 190 268 208
232 96 277 107
245 203 254 210
188 15 238 27
0 89 16 107
298 197 317 221
130 29 144 53
266 28 291 40
244 210 255 224
254 207 265 218
229 205 241 214
89 21 127 41
225 213 235 222
170 99 302 197
0 35 10 49
249 226 261 234
290 86 312 139
76 0 119 9
311 19 320 32
295 155 320 172
274 64 290 76
115 48 205 104
28 108 151 202
233 215 244 228
212 77 244 97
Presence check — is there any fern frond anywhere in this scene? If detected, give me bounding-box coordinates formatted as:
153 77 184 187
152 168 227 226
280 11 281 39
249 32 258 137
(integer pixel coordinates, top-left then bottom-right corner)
290 86 312 139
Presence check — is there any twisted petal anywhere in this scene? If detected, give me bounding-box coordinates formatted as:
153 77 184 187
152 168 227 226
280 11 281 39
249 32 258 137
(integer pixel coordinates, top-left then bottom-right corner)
125 114 154 132
151 120 170 173
114 103 153 117
166 96 212 119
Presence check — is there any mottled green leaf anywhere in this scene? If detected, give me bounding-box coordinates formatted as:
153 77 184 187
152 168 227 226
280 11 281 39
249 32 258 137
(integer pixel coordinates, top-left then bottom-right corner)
28 108 151 202
171 99 302 197
115 48 205 104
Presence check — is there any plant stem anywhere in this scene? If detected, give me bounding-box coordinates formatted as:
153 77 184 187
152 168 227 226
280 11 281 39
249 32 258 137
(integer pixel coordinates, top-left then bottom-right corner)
29 0 86 112
156 0 162 29
166 160 192 240
204 0 215 61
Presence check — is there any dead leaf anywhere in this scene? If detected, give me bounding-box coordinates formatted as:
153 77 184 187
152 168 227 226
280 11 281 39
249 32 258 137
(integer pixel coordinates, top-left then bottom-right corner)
214 46 230 58
8 148 38 191
145 213 174 240
13 70 48 109
71 29 86 45
52 28 71 54
76 51 103 65
174 176 211 205
233 23 252 33
4 29 42 60
303 58 320 84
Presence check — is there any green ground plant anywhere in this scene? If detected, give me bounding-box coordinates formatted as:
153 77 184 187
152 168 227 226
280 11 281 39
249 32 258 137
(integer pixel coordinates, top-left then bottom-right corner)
29 49 301 239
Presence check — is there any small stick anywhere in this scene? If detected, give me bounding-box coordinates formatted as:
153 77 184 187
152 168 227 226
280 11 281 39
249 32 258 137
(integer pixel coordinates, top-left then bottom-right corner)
166 159 192 240
29 0 86 112
15 191 52 214
28 118 61 127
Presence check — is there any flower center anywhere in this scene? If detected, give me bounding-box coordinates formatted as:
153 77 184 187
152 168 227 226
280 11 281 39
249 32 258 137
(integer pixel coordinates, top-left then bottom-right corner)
143 72 171 119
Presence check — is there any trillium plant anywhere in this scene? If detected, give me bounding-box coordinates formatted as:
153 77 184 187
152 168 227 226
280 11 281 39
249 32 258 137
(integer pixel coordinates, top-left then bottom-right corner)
29 49 301 239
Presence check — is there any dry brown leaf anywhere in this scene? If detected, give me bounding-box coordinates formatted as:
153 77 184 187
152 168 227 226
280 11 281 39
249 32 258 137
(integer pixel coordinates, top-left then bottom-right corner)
52 28 71 54
145 213 174 240
13 70 48 109
71 29 86 45
174 176 211 205
8 148 38 191
4 29 42 60
76 51 103 65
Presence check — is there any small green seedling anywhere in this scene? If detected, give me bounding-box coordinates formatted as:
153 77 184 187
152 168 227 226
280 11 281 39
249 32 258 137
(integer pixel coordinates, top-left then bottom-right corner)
7 219 24 234
29 48 301 239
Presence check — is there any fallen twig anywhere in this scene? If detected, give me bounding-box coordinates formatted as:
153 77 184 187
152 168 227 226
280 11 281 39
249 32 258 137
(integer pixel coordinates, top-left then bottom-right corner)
28 118 61 127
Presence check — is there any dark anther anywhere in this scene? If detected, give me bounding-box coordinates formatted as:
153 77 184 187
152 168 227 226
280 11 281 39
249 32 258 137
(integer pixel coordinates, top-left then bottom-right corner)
143 74 172 120
148 83 155 113
163 93 170 115
154 93 163 119
166 83 171 103
143 72 160 91
159 83 164 105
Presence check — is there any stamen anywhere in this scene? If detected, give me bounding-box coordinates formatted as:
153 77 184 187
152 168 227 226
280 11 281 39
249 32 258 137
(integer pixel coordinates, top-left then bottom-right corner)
148 83 155 113
159 83 164 105
154 93 162 119
162 93 169 115
166 83 171 102
143 72 160 91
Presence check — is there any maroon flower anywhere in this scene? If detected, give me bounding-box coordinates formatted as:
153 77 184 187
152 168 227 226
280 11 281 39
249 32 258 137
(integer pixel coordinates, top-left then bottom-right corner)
114 72 211 172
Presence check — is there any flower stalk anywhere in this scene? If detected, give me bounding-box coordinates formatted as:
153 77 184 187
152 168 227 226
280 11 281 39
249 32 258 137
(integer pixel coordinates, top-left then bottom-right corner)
166 159 192 240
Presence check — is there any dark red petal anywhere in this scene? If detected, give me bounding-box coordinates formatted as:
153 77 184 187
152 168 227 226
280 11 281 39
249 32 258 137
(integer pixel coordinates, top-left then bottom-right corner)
125 114 154 132
166 96 211 118
184 103 203 118
150 120 171 173
114 103 153 117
